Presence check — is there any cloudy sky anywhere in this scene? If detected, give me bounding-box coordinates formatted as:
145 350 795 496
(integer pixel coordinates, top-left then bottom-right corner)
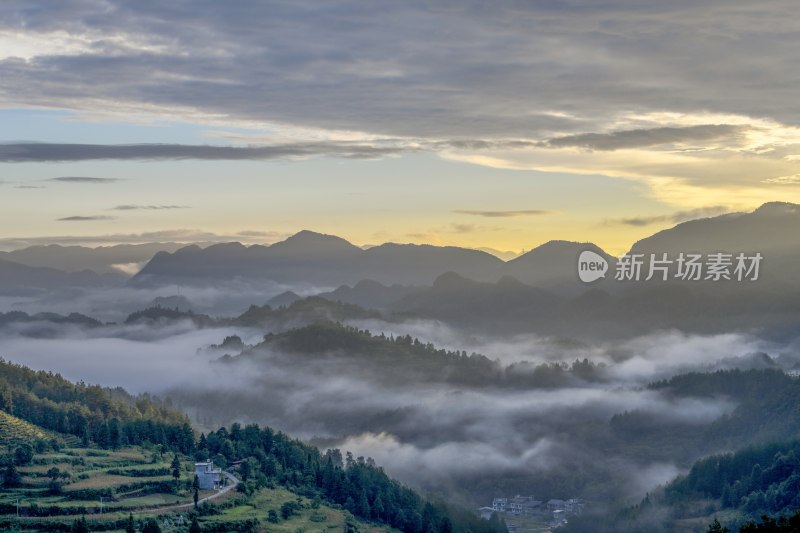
2 1 800 254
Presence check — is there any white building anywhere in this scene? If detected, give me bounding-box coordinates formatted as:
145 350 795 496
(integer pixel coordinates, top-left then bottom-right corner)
507 495 541 515
195 459 223 490
491 498 508 512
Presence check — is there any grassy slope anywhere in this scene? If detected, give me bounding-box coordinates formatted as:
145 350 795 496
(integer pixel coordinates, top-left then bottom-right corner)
0 411 50 448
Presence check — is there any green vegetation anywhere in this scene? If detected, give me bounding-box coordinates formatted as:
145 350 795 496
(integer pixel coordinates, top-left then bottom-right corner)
0 311 102 328
0 359 195 453
230 321 605 389
124 307 217 328
0 438 448 532
197 421 503 533
607 369 800 467
0 410 52 447
1 360 505 532
0 444 202 528
559 371 800 533
233 296 382 327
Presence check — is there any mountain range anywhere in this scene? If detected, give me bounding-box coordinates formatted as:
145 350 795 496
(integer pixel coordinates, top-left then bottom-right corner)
130 202 799 292
0 242 201 275
2 202 799 304
0 258 121 296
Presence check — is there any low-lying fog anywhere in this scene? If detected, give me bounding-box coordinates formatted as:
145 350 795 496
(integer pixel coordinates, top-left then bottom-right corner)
0 280 331 322
1 311 796 506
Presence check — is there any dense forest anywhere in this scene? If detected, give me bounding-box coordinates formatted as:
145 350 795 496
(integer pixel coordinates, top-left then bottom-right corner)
606 369 800 466
232 297 382 326
563 399 800 532
231 321 605 389
120 297 381 329
0 359 195 453
667 440 800 527
198 423 505 533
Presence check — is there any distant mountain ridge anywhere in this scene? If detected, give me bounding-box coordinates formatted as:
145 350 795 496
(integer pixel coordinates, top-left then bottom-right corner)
133 202 800 291
4 202 793 301
132 231 604 290
628 202 800 256
0 258 122 296
0 242 200 275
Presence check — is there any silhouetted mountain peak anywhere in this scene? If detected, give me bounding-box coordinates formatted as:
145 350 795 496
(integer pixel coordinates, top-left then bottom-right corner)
173 244 203 255
352 279 386 291
753 201 800 216
629 201 800 259
205 242 248 253
270 230 360 254
267 290 302 308
510 240 609 264
497 275 526 288
432 271 473 290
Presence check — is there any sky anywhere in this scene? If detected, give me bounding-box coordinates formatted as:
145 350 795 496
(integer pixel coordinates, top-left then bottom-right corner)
2 1 800 255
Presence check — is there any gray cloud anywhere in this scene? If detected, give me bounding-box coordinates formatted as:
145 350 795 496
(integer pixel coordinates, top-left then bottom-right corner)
611 206 732 227
112 204 189 210
454 209 550 218
49 176 119 183
0 229 288 250
542 125 743 151
0 142 409 162
0 1 798 142
57 215 116 221
236 230 277 237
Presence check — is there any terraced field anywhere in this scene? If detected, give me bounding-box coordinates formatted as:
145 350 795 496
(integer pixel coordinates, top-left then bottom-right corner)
1 418 394 532
0 411 50 447
2 443 394 532
2 446 204 521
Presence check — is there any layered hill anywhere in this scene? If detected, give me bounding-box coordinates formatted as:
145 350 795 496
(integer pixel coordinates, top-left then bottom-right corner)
0 242 194 275
130 203 800 296
0 258 122 296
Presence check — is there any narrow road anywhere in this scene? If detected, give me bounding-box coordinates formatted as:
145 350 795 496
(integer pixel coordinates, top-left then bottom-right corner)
143 470 239 513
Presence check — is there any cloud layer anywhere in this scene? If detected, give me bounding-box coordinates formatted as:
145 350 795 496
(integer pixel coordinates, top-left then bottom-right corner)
0 142 406 162
49 176 119 184
57 215 115 221
3 2 800 220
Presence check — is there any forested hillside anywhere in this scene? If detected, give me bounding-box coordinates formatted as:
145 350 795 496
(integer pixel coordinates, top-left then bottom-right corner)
0 359 195 452
0 360 505 533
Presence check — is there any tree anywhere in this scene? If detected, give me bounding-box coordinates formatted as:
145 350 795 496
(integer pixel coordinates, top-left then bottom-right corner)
171 454 182 488
193 474 200 509
0 382 12 412
372 495 385 520
189 515 202 533
240 458 252 481
14 444 33 465
70 516 89 533
281 501 297 519
268 509 279 523
141 518 163 533
3 463 22 488
125 513 136 533
47 479 62 495
357 489 370 518
707 519 730 533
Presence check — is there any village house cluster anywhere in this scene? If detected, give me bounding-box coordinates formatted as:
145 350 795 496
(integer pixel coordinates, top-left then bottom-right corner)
478 494 585 529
